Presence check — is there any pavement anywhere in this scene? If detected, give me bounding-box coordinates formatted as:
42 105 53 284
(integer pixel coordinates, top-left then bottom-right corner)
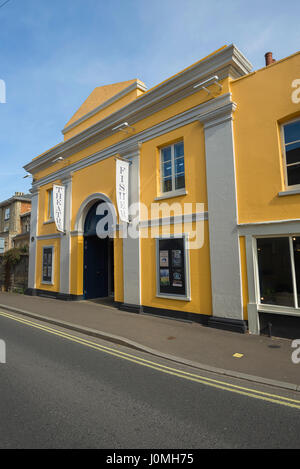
0 291 299 391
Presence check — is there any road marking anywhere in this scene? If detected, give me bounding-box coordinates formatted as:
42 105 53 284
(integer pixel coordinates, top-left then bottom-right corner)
1 310 300 409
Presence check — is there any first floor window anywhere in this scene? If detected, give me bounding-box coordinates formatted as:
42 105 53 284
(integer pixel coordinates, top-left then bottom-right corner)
160 141 185 194
257 236 300 308
42 247 53 283
47 189 54 220
0 238 4 254
283 119 300 187
157 236 189 298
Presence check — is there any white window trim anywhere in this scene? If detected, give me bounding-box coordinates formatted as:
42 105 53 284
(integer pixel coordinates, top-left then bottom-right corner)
160 142 185 197
155 233 191 301
42 245 55 285
281 117 300 190
254 234 300 317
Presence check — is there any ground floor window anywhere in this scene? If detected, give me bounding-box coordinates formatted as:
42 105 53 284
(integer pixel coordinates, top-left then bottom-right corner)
257 236 300 308
42 246 53 284
156 235 190 299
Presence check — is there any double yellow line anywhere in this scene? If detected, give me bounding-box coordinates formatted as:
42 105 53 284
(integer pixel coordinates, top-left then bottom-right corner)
1 310 300 410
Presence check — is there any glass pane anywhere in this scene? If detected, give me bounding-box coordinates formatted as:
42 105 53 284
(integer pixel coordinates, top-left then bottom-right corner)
162 161 172 177
49 190 54 218
175 174 185 190
293 237 300 307
284 121 300 144
287 164 300 186
162 146 171 162
174 142 184 158
162 177 172 193
175 157 184 174
257 237 294 307
286 141 300 165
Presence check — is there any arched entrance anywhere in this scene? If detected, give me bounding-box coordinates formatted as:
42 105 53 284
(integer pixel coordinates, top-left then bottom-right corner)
83 201 115 300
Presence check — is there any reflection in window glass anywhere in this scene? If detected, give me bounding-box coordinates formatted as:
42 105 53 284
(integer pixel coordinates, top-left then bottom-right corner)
284 121 300 144
163 178 172 192
162 146 171 162
174 142 184 158
257 237 294 307
160 142 185 193
284 120 300 186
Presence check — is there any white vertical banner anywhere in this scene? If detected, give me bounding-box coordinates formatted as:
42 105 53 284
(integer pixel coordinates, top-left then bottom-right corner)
116 158 129 223
53 184 65 233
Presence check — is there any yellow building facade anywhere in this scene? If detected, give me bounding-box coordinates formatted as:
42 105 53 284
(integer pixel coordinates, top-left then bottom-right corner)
24 45 300 335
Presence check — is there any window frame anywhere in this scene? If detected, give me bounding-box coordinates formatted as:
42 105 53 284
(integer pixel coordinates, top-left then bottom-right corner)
160 141 185 196
281 117 300 190
156 233 191 301
47 188 54 221
42 245 54 285
254 234 300 316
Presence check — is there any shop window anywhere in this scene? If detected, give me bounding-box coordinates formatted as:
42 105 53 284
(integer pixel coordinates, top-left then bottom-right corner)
160 141 185 194
156 236 190 299
257 236 300 309
283 119 300 187
42 246 54 284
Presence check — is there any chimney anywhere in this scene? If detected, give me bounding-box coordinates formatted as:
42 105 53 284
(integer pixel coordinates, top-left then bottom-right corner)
265 52 276 66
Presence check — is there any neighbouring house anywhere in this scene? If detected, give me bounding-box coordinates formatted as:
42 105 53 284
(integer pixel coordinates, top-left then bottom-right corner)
13 210 31 250
0 192 31 252
0 192 31 292
23 44 300 337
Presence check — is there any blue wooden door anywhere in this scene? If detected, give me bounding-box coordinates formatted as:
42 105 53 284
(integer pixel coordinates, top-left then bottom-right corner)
84 236 108 299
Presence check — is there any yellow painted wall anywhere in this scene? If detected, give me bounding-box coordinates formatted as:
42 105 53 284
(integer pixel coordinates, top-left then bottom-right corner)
71 155 117 231
140 121 207 212
70 235 84 296
36 238 60 292
33 79 229 182
64 86 146 141
231 51 300 224
37 180 61 237
140 221 212 315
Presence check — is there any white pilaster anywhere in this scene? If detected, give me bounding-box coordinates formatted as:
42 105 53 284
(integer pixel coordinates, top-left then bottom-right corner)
59 174 72 295
28 188 39 290
121 143 141 308
200 98 243 320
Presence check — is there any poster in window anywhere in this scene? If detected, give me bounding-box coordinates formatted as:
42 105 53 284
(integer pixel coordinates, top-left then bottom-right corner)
172 249 182 267
160 250 169 267
158 238 186 296
160 269 170 286
172 270 183 287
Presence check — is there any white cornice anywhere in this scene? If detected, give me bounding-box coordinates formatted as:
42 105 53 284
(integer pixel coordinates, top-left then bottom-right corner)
25 45 250 175
30 93 235 191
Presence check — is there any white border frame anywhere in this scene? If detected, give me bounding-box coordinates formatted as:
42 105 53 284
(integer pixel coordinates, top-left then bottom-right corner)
156 233 191 301
41 245 54 285
281 117 300 191
254 233 300 317
160 141 185 197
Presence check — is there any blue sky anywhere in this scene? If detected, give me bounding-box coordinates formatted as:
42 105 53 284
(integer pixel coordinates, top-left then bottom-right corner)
0 0 299 200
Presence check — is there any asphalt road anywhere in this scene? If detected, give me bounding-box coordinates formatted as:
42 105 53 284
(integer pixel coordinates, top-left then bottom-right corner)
0 311 300 449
